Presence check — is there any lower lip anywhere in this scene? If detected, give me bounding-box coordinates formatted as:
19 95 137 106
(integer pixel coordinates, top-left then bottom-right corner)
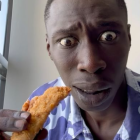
75 87 111 106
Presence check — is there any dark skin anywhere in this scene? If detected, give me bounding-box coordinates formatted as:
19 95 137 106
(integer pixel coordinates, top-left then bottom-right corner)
46 0 131 140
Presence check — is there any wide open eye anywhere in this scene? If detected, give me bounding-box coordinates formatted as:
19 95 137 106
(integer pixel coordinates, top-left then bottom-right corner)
60 37 78 47
99 31 117 42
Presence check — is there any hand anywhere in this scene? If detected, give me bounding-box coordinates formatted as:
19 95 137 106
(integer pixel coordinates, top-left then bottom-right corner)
0 109 30 140
34 128 48 140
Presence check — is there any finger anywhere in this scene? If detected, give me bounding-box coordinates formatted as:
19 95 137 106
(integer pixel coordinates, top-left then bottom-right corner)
0 109 30 119
0 117 28 132
35 128 48 140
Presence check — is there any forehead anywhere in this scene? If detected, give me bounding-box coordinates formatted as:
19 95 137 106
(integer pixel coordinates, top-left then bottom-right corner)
50 0 119 18
47 0 127 35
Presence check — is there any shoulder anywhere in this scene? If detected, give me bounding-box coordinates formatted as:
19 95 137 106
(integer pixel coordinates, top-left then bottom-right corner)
125 68 140 92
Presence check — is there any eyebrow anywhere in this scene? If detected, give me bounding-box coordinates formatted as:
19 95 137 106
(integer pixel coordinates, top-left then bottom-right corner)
96 21 123 28
52 24 80 39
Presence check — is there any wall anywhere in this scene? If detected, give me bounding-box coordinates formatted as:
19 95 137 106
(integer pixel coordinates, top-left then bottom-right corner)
4 0 59 110
126 0 140 73
3 0 140 110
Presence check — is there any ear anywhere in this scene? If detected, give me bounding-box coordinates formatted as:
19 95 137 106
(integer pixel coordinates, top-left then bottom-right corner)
127 24 131 47
46 34 53 61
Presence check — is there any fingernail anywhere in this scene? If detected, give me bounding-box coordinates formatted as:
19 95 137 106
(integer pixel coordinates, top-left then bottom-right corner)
15 120 25 128
20 112 30 119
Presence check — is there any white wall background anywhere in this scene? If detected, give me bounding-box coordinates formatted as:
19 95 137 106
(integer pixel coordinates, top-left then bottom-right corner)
126 0 140 73
4 0 59 110
3 0 140 110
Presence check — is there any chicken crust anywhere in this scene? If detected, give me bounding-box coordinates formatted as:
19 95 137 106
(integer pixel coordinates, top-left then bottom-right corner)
11 86 71 140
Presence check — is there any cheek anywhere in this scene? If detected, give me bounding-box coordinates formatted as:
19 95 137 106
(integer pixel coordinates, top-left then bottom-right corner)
107 48 129 64
103 40 130 68
50 48 77 81
102 43 130 85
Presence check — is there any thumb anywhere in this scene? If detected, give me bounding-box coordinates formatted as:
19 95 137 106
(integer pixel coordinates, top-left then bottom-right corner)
34 128 48 140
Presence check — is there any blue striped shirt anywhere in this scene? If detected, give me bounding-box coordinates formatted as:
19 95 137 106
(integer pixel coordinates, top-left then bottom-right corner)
29 69 140 140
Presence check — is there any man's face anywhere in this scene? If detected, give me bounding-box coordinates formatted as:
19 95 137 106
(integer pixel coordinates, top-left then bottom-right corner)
46 0 131 112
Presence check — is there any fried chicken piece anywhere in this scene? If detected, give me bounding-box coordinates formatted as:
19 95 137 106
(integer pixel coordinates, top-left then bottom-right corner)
11 86 71 140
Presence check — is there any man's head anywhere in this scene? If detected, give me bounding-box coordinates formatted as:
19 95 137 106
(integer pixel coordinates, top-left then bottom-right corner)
45 0 131 112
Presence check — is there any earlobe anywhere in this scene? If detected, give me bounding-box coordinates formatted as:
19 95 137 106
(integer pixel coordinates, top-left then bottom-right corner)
46 38 53 61
127 24 131 47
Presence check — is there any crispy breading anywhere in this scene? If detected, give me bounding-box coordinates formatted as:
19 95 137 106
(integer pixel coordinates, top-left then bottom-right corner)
11 86 71 140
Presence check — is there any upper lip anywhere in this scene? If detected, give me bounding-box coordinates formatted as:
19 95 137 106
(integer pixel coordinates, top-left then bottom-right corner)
73 81 111 93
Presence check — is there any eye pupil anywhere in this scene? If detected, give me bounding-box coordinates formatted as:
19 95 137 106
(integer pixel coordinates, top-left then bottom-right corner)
100 31 117 42
60 37 78 47
65 39 72 46
105 34 113 41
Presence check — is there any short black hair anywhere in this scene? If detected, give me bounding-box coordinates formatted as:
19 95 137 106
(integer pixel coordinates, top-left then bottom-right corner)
44 0 54 22
44 0 127 23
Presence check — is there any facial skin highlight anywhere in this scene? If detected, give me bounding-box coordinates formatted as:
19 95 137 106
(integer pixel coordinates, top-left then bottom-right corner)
46 0 131 113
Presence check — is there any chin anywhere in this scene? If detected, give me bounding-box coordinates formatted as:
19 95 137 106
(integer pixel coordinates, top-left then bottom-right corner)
79 99 113 112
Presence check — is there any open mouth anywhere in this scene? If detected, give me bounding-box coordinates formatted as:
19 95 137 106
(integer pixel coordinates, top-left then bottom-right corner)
74 86 111 105
75 87 111 95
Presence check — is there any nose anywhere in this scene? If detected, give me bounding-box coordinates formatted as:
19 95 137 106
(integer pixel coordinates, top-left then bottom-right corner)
77 43 106 74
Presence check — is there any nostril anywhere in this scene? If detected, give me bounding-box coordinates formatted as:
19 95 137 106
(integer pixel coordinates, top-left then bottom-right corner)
79 66 105 74
78 63 106 74
94 67 105 74
80 69 86 72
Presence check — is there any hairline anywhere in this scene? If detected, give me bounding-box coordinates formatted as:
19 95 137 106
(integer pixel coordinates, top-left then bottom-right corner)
44 0 128 26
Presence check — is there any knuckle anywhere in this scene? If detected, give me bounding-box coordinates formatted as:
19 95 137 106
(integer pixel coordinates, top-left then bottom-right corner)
5 117 14 128
13 111 21 118
14 111 30 119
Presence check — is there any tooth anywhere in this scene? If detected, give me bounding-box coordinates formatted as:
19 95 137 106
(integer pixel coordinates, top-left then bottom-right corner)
84 90 88 92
